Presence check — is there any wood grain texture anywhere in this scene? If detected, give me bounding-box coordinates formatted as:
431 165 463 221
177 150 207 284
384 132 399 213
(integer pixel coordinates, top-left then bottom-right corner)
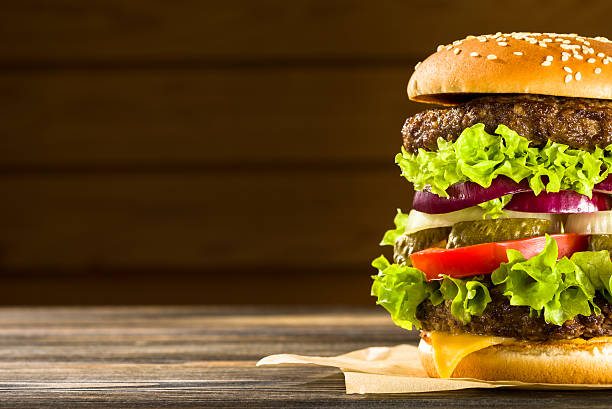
4 0 612 304
0 67 414 167
2 0 612 62
0 306 608 407
0 169 411 272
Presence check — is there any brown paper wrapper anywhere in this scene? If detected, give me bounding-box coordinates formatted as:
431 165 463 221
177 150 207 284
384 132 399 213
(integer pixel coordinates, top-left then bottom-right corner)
256 344 612 394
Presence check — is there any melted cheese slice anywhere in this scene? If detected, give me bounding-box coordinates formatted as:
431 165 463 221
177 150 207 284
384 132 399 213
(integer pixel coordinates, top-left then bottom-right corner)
430 331 509 378
429 332 612 378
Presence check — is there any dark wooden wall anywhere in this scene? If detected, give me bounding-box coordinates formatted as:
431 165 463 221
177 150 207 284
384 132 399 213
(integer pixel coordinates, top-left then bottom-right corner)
2 1 612 304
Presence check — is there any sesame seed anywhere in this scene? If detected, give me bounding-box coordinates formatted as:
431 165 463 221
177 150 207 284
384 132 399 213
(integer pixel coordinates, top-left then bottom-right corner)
454 48 461 55
565 74 573 83
487 54 497 60
470 52 480 57
563 40 571 44
543 38 553 43
477 36 487 42
546 56 553 61
605 59 610 65
541 61 551 66
595 67 602 74
415 62 421 69
437 45 444 52
564 66 572 73
598 52 605 57
498 42 508 46
513 51 523 56
562 55 570 61
588 58 596 63
575 72 582 81
446 45 453 50
574 54 584 60
539 42 548 47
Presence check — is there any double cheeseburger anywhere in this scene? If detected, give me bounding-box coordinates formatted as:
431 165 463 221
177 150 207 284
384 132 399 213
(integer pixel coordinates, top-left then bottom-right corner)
371 32 612 384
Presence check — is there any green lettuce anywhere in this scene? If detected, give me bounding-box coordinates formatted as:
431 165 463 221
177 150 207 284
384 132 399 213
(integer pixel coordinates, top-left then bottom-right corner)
440 276 491 324
396 123 612 198
477 194 512 219
570 251 612 304
372 237 612 328
543 257 597 325
379 209 409 246
491 235 601 325
371 255 433 330
371 255 492 329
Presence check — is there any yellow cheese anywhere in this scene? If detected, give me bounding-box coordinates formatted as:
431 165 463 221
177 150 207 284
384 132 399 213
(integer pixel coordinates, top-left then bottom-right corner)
429 332 612 378
430 331 509 378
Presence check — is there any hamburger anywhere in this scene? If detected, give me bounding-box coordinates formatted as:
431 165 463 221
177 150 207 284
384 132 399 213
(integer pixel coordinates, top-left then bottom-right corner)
371 32 612 384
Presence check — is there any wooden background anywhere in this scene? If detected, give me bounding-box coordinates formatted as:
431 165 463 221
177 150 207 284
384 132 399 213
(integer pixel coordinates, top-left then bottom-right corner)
2 1 612 304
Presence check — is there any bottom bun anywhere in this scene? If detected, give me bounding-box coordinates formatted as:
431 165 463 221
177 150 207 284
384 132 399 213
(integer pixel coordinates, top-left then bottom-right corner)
418 337 612 384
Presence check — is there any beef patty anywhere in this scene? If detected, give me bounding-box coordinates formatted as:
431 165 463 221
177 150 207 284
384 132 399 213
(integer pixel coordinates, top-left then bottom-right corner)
416 277 612 341
402 94 612 154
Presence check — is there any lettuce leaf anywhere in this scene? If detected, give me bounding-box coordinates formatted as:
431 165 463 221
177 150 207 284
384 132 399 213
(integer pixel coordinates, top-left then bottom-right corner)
379 209 409 246
396 124 611 198
491 237 561 311
491 235 602 325
371 255 492 329
440 276 491 324
570 250 612 304
373 237 612 329
370 255 433 330
477 194 513 219
543 257 596 325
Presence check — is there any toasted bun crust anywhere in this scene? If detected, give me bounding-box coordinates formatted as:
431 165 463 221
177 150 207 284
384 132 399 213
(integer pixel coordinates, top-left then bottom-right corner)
418 338 612 384
408 32 612 105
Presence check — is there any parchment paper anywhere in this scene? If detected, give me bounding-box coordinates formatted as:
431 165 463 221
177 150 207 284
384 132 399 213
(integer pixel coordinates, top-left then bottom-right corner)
256 344 612 394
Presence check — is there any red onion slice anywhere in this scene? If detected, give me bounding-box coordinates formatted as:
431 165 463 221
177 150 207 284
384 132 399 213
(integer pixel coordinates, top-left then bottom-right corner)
412 177 531 214
506 190 611 213
595 174 612 194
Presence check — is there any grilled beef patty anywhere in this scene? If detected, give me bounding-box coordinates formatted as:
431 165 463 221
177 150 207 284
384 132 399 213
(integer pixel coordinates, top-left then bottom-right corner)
416 277 612 341
402 94 612 154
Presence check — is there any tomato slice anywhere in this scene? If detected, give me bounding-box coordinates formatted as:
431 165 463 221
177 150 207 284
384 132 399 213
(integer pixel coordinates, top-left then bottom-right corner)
409 234 588 281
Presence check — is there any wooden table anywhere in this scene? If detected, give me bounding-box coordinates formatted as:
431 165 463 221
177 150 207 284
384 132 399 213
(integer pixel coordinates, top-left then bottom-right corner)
0 306 609 407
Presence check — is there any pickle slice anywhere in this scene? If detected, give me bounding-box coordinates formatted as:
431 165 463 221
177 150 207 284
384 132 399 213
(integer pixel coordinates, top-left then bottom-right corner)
446 218 551 249
587 234 612 252
393 227 451 265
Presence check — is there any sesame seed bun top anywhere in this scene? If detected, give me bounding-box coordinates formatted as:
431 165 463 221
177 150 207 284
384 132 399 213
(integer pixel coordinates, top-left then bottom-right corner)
408 32 612 105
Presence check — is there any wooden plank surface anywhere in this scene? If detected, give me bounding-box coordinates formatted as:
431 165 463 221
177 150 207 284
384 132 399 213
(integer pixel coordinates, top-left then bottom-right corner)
5 0 612 304
2 0 612 62
0 169 411 271
0 67 413 167
0 306 608 407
